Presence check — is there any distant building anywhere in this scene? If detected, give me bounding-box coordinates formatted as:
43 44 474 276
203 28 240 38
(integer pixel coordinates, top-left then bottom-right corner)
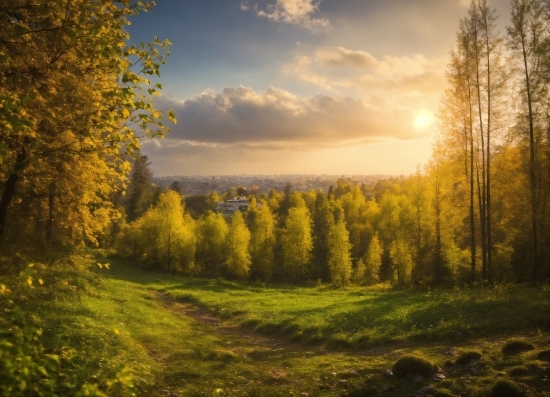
216 196 260 217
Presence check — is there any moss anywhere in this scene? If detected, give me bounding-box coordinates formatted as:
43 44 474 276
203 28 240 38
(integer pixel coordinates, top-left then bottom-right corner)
537 349 550 361
509 366 529 376
444 359 454 367
502 338 535 354
491 379 525 397
455 350 482 365
434 389 456 397
392 354 438 378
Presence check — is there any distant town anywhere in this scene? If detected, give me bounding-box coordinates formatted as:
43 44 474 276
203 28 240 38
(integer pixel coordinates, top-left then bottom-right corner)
152 174 392 196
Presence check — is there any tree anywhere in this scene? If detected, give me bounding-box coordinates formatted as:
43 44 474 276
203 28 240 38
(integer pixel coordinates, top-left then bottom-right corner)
0 1 175 248
311 191 334 281
364 233 383 285
125 153 154 222
282 204 312 282
196 211 228 276
154 191 186 272
249 199 275 281
507 0 548 283
224 211 251 280
327 219 352 287
352 258 366 285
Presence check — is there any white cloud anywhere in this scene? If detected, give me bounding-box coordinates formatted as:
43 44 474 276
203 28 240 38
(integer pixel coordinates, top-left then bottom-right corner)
247 0 330 32
315 47 380 70
282 46 447 98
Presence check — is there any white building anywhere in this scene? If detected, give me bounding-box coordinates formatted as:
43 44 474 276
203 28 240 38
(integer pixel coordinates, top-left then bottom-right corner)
216 196 252 216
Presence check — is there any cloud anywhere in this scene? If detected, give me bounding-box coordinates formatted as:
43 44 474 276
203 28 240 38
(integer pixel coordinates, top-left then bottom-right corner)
315 47 380 70
283 46 447 97
154 86 426 150
245 0 330 32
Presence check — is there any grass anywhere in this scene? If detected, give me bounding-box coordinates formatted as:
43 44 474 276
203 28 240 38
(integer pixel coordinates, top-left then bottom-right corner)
3 253 550 396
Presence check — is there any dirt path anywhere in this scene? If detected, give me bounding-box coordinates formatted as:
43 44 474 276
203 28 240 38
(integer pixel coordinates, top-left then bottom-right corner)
152 291 312 358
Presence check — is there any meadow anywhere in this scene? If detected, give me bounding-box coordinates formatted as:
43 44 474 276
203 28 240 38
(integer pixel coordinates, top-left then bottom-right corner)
3 253 550 396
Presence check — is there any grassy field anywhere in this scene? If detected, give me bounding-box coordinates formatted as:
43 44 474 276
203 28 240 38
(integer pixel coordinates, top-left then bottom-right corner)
3 253 550 396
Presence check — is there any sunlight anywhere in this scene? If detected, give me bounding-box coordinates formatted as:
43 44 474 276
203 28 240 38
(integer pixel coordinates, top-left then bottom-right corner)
413 109 434 129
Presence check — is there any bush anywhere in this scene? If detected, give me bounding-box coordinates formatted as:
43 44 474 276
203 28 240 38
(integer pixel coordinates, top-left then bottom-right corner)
509 366 529 376
502 338 535 354
392 354 438 378
455 350 482 365
491 379 525 397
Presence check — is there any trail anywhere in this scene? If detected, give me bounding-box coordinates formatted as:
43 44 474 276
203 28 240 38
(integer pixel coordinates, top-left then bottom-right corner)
153 290 312 357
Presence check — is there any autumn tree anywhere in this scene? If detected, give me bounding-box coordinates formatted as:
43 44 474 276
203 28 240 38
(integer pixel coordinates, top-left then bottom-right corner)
507 0 549 283
196 211 228 276
327 219 352 287
0 1 175 249
282 198 312 282
224 211 251 280
248 198 275 281
363 233 383 285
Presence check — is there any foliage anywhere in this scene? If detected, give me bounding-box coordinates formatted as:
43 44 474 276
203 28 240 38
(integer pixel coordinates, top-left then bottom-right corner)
0 258 135 396
502 338 535 354
327 219 352 286
391 354 438 378
282 204 312 282
491 379 525 397
0 0 175 248
223 211 251 280
454 350 482 365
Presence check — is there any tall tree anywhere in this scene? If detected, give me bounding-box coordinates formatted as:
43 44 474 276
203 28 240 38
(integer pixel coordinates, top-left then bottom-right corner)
125 154 154 222
224 211 251 280
327 219 352 287
507 0 547 283
249 198 275 281
282 202 312 282
196 211 228 276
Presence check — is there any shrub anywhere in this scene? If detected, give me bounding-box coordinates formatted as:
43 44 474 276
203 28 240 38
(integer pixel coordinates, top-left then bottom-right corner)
491 379 525 397
509 366 529 376
455 350 482 365
502 338 535 354
392 354 438 378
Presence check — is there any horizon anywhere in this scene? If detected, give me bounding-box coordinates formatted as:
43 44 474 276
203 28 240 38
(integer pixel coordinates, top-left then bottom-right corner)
129 0 511 176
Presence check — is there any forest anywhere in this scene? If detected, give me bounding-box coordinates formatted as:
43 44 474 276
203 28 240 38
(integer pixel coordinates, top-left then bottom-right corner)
1 0 550 396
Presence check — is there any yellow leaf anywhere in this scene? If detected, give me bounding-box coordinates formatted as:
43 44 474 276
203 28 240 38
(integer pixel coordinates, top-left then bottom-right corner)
113 328 120 335
97 262 103 268
38 278 44 285
26 277 33 286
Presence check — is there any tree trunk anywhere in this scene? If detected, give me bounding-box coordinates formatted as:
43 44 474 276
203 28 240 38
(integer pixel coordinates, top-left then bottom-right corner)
0 148 27 245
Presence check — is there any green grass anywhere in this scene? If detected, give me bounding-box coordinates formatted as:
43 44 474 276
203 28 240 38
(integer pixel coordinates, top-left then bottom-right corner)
3 253 550 396
106 259 550 349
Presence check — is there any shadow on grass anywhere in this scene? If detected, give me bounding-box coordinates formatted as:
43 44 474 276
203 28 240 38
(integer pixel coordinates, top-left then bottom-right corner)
103 257 550 348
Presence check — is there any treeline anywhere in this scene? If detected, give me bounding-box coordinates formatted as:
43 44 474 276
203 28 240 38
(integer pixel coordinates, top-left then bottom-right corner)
115 0 550 286
2 0 550 287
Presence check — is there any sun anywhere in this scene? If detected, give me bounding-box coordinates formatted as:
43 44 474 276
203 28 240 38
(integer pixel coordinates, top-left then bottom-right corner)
413 109 434 129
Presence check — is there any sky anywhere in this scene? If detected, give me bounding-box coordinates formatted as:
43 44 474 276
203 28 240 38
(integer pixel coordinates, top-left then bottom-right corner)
128 0 511 177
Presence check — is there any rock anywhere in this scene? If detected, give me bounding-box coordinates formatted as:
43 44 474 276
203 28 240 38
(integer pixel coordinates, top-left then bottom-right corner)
433 374 446 382
382 369 394 377
418 385 434 395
